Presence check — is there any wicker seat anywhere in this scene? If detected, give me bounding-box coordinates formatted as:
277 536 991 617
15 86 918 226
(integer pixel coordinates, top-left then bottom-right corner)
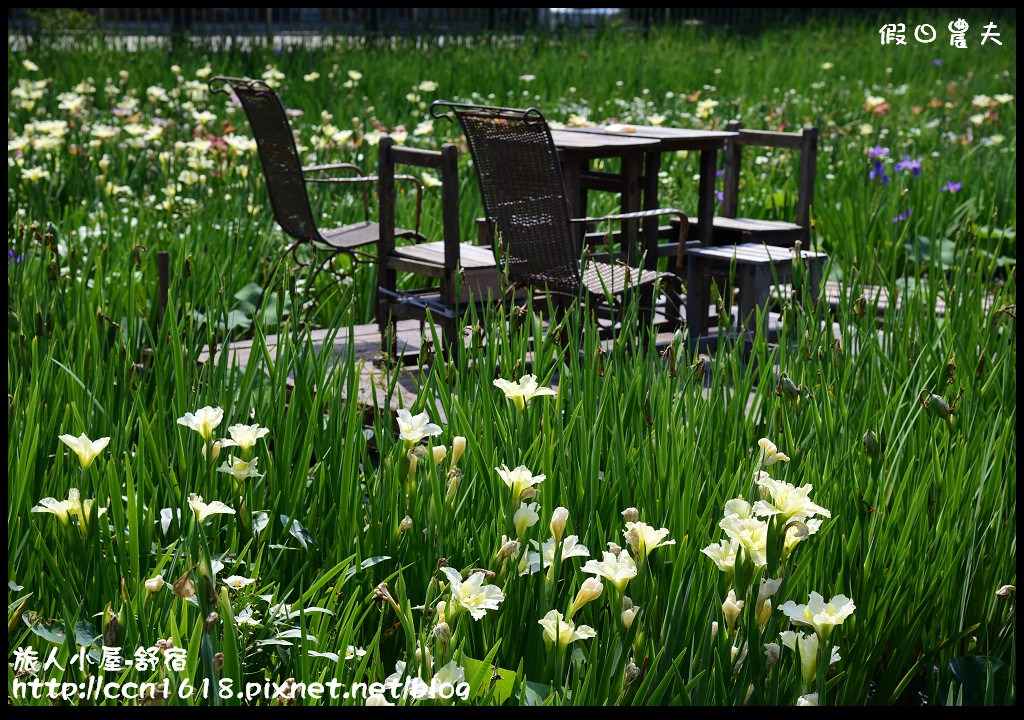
209 76 424 310
432 101 688 329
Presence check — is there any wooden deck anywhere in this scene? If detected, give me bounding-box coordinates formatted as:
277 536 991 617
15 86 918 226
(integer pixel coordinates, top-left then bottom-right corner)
197 282 988 422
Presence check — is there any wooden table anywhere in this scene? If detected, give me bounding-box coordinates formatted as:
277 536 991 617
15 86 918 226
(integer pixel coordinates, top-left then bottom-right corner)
549 129 660 264
559 125 738 267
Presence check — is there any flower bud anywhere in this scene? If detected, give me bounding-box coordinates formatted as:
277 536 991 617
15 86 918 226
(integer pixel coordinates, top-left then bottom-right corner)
432 446 447 465
399 515 413 535
862 428 878 456
204 611 219 631
722 589 744 636
432 621 451 646
145 575 165 595
996 584 1015 599
550 507 569 543
624 662 639 684
621 507 639 523
622 595 633 611
776 372 802 402
407 450 420 484
445 468 462 503
519 486 536 501
764 642 780 670
213 652 224 672
451 436 467 467
710 621 719 642
757 600 772 628
496 536 521 562
202 440 222 461
570 577 604 617
621 606 638 630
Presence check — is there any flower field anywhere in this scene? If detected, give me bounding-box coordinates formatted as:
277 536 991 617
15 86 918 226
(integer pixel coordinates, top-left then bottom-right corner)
6 15 1016 706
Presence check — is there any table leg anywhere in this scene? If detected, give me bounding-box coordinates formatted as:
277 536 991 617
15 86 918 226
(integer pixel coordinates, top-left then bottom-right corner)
621 154 641 266
686 254 708 340
560 156 584 252
698 148 717 246
642 150 661 269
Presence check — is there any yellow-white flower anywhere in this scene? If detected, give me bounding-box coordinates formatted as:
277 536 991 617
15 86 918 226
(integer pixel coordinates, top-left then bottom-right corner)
440 567 504 621
366 694 394 706
23 59 40 72
22 166 52 182
145 575 166 593
758 437 790 466
177 406 224 442
753 476 830 524
797 693 818 706
224 575 256 590
496 464 545 499
347 69 363 81
217 456 262 483
188 493 236 522
395 409 442 447
538 609 596 650
58 433 110 469
220 423 269 454
784 518 822 556
623 521 676 559
303 72 320 82
781 630 841 690
31 496 73 524
417 80 439 92
492 374 557 410
781 591 856 639
701 538 739 573
582 551 637 593
719 514 768 567
569 577 604 616
31 488 105 527
434 660 465 686
994 94 1014 105
513 501 540 537
521 535 590 576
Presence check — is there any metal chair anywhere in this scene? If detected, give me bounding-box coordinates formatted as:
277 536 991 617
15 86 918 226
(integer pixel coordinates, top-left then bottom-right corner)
209 76 425 310
431 101 688 332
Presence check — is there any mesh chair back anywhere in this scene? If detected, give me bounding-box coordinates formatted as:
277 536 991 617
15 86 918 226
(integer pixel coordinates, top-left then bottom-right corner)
215 77 318 243
447 104 581 293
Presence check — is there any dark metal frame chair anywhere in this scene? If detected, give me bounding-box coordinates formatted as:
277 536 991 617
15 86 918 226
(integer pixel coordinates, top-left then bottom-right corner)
209 76 425 309
431 101 688 332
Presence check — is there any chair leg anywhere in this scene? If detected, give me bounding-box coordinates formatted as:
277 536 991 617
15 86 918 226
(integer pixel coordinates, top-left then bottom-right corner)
686 258 709 344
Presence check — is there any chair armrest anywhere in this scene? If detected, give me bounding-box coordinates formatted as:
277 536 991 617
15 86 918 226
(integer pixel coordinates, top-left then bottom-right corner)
570 208 690 272
301 162 366 175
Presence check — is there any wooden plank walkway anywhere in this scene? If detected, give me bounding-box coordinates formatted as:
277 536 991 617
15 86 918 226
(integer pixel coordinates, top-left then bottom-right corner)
196 282 985 423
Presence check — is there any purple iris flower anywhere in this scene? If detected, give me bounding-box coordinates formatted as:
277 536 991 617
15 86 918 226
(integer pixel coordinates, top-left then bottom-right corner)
892 209 913 223
715 169 725 178
286 108 304 117
932 58 943 66
869 160 891 185
8 248 25 264
941 181 962 193
895 155 922 176
715 190 724 203
868 145 890 159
